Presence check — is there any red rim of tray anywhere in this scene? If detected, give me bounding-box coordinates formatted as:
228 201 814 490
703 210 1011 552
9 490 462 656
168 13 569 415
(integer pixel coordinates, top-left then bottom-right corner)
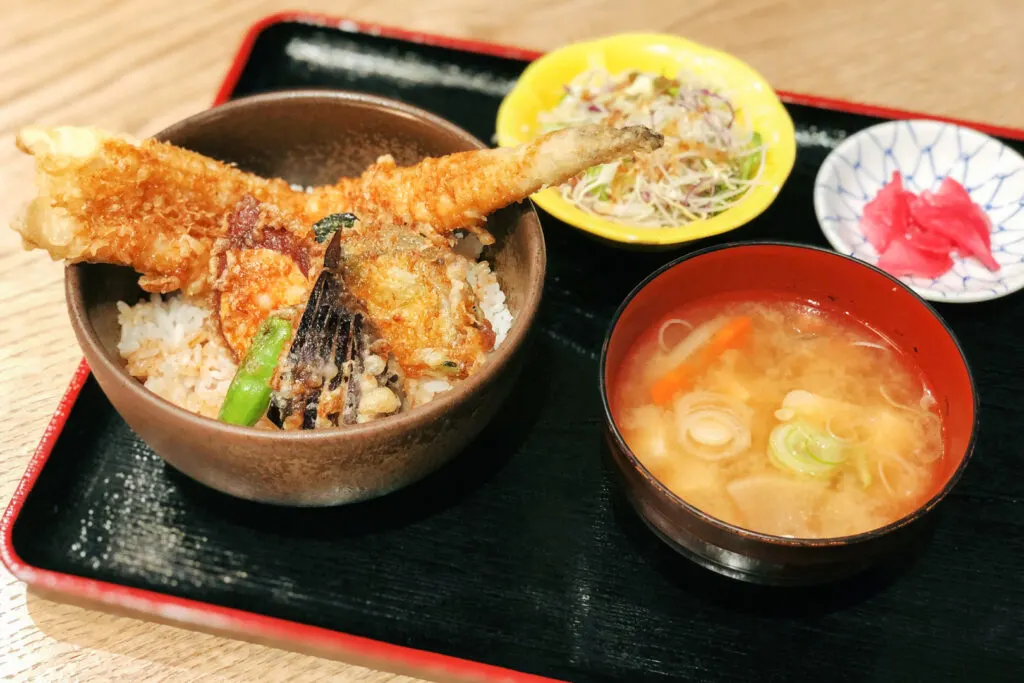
4 10 1023 683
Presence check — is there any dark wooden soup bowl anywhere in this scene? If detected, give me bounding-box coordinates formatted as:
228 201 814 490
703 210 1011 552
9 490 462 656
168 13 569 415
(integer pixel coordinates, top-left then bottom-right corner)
66 90 546 506
600 242 977 585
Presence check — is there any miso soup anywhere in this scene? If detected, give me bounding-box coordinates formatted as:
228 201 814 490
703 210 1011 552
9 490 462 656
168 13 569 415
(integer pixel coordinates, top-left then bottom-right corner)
611 295 944 539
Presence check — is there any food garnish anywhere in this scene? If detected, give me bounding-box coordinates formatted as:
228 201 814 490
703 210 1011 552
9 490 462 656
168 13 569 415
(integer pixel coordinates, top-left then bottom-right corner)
313 212 358 243
861 172 999 278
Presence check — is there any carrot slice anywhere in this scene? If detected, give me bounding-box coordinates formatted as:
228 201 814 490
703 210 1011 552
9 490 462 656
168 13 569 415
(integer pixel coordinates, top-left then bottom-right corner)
650 316 751 405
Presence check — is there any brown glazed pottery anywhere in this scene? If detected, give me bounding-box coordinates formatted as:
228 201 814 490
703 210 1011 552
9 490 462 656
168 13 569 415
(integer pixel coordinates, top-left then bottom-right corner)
600 242 977 585
66 90 546 506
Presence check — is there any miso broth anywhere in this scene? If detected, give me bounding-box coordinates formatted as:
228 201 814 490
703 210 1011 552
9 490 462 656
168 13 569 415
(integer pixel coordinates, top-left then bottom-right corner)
612 295 944 539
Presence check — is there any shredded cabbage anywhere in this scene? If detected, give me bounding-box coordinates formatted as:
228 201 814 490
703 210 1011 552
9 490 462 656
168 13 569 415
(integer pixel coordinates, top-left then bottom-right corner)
538 67 766 227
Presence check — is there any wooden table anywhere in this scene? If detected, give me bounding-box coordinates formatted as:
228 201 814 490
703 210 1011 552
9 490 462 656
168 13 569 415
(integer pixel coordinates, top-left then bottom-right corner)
1 1 1021 680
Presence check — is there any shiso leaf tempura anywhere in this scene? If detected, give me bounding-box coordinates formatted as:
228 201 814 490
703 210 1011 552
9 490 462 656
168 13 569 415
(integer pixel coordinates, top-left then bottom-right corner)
538 64 767 227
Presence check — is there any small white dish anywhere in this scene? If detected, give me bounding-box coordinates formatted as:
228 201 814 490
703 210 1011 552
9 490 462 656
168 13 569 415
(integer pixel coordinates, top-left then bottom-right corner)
814 119 1024 303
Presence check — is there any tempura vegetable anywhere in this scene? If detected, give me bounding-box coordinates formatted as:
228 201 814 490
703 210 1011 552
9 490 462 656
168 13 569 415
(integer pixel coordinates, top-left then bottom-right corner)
218 316 293 426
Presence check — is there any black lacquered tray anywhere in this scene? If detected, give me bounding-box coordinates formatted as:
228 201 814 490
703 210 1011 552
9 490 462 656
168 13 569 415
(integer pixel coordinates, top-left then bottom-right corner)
4 13 1024 683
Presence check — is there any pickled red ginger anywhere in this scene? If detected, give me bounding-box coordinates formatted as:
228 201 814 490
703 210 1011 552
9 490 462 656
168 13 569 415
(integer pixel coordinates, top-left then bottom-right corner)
860 172 999 278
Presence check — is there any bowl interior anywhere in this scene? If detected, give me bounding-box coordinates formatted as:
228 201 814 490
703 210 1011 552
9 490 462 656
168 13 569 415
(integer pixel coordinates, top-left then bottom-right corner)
163 91 489 180
495 33 797 246
69 91 545 440
603 243 976 534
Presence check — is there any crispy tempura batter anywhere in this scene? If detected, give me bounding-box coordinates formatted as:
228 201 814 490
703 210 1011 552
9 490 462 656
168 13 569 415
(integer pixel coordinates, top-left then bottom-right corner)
334 221 496 379
212 195 498 372
211 196 314 359
13 122 663 375
13 126 311 295
12 124 663 296
316 124 665 235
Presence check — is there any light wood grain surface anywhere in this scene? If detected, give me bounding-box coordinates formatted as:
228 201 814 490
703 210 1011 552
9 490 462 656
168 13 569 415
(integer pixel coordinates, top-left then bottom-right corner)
1 1 1021 680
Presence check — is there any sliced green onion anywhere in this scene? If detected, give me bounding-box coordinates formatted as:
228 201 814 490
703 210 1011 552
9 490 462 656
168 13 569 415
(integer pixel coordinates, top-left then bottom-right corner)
805 429 847 464
676 408 751 461
769 422 846 476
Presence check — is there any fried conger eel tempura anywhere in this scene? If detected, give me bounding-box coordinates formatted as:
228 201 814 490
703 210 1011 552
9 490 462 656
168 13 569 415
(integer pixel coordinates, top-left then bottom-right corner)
12 124 663 295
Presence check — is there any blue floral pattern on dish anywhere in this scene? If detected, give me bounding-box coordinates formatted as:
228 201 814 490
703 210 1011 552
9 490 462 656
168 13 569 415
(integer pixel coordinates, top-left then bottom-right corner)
813 119 1024 303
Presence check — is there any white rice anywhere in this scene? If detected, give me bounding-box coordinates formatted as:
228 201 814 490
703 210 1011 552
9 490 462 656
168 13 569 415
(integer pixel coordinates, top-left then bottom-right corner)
407 378 455 407
115 259 514 420
116 294 237 419
473 261 514 348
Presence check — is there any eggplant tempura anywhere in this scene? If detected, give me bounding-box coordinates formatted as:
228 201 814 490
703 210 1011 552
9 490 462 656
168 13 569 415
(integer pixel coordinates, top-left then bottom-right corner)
11 122 663 429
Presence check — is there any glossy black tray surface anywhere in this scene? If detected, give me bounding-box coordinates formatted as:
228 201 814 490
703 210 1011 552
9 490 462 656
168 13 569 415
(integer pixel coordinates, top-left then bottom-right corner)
11 18 1024 683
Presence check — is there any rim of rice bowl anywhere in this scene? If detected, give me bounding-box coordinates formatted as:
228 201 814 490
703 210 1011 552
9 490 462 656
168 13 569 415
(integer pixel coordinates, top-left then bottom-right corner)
83 256 537 441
